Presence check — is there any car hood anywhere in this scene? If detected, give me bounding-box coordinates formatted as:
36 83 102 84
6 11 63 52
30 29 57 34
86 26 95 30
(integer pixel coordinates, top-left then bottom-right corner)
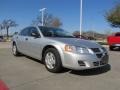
48 37 101 48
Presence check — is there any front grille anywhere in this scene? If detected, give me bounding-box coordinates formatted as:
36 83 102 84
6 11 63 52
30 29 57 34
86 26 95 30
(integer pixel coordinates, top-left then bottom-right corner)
96 53 103 58
91 48 100 53
93 53 108 66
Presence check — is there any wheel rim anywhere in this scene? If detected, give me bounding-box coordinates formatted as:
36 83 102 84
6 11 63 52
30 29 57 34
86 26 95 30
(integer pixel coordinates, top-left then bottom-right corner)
45 52 56 69
12 45 16 55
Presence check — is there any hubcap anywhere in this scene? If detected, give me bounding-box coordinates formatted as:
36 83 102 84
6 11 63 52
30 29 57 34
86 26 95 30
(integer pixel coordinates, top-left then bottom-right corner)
45 52 56 69
12 45 16 55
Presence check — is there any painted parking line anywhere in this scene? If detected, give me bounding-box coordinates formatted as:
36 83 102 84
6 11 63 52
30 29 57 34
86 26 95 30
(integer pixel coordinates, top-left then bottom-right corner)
0 80 9 90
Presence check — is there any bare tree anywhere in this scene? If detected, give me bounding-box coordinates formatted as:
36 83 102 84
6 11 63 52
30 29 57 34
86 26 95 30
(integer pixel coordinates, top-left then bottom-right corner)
0 24 4 36
72 31 80 37
51 17 62 28
32 13 62 28
2 19 18 39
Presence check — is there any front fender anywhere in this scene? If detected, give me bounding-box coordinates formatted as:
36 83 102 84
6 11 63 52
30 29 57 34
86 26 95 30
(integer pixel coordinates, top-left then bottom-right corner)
43 43 65 66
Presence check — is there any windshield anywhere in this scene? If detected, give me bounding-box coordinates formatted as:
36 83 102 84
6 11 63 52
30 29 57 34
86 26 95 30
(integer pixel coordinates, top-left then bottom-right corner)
39 26 74 38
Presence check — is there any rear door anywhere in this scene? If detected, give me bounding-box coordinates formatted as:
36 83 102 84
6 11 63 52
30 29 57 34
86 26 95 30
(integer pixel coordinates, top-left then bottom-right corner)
16 27 30 54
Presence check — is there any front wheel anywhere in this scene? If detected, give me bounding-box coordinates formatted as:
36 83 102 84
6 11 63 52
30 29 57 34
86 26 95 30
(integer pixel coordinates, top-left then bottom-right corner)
12 43 20 56
43 48 63 73
109 46 114 51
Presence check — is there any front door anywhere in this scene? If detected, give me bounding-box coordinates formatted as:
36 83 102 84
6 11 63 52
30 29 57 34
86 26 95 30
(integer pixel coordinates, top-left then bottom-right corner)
25 27 42 59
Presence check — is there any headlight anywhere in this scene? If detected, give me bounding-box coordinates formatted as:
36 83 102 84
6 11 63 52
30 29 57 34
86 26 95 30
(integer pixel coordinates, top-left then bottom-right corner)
64 45 76 52
64 45 90 54
76 47 89 54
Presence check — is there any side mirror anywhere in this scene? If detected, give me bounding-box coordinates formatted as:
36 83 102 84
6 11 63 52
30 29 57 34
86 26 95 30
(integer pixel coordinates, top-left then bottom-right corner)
31 32 40 38
14 32 18 35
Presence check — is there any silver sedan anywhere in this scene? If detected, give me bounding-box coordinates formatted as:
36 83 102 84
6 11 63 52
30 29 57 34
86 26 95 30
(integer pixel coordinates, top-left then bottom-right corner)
12 26 109 73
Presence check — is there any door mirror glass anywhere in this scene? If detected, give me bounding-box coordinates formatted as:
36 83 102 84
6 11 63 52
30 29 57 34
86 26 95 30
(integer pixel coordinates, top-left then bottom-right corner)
31 32 40 38
30 27 41 38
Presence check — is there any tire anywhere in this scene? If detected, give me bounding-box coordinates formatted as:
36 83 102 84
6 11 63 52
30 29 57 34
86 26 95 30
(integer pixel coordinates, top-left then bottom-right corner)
12 43 20 56
43 48 63 73
109 46 114 51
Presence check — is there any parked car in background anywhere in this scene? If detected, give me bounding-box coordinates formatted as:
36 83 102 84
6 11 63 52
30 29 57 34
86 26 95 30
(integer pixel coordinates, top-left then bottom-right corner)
12 26 109 73
0 36 4 42
107 32 120 50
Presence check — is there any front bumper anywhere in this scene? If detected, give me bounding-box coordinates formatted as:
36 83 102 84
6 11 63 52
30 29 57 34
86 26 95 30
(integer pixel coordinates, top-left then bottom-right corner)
62 52 109 70
111 44 120 47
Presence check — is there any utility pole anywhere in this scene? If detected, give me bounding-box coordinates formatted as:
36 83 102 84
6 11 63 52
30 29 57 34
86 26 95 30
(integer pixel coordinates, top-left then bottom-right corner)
39 8 46 26
0 24 3 36
80 0 83 38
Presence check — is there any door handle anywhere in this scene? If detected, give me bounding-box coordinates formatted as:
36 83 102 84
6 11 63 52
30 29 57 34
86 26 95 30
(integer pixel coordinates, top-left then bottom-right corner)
25 38 28 40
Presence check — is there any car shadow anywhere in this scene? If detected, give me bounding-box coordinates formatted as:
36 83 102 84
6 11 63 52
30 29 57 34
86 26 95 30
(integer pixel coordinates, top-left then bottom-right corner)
111 50 120 52
25 56 44 64
110 48 120 51
69 64 111 76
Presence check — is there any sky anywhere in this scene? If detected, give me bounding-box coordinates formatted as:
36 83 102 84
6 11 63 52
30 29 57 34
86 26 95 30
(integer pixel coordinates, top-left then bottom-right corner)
0 0 119 35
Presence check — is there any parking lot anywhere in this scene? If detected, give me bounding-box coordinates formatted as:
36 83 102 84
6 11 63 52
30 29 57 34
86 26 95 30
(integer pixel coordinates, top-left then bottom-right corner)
0 42 120 90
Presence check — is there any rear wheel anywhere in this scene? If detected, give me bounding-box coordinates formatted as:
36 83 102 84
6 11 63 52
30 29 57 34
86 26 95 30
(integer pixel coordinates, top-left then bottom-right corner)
43 48 63 73
109 46 114 51
12 43 20 56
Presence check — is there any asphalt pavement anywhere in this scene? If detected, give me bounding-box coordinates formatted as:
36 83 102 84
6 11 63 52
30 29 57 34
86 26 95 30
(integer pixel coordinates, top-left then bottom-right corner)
0 42 120 90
